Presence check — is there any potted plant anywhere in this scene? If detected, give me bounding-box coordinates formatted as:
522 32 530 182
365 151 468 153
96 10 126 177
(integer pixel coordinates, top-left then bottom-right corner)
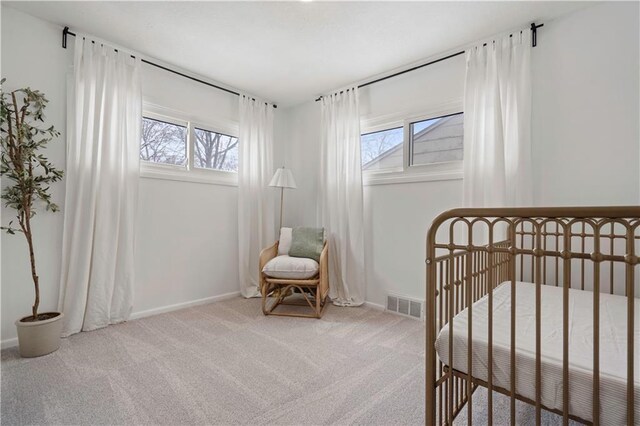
1 79 64 357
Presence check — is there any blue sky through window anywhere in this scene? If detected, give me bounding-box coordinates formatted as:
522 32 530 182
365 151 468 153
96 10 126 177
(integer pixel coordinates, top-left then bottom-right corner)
411 117 441 134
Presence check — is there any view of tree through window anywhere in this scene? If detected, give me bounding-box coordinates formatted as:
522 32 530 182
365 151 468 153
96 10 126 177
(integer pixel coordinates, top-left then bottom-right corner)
194 128 239 172
360 127 403 171
140 117 187 165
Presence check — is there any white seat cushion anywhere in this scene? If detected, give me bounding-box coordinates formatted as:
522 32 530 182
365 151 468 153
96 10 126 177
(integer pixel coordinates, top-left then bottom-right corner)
262 255 319 279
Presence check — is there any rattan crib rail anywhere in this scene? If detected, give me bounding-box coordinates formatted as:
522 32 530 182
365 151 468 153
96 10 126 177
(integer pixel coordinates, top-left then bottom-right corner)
425 206 639 426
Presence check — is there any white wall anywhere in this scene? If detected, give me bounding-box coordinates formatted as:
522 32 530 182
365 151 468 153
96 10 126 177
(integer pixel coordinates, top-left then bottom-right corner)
274 101 321 228
134 62 243 317
1 7 72 346
277 54 466 307
532 1 639 206
278 1 640 308
1 6 283 346
361 54 467 306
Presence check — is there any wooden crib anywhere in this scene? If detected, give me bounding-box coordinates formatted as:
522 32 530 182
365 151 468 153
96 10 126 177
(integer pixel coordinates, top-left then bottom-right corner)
425 207 639 425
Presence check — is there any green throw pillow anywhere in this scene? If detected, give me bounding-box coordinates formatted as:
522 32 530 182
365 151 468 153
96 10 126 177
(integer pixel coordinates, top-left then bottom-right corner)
289 227 324 263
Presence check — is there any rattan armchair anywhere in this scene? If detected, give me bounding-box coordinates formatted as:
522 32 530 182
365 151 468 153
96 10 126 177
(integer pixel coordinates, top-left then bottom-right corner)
259 241 329 318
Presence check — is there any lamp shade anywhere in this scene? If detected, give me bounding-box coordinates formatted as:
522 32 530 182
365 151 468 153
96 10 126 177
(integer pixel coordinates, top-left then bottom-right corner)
269 167 297 189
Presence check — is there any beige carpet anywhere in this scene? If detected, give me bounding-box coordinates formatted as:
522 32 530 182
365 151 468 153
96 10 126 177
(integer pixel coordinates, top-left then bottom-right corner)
2 298 426 425
1 297 572 425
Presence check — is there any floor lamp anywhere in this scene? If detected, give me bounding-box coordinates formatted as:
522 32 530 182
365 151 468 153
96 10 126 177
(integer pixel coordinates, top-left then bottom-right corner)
269 167 297 230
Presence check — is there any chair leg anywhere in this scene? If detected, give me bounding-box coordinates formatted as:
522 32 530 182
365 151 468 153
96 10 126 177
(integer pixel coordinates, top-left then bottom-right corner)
261 283 269 315
315 287 321 318
262 283 280 315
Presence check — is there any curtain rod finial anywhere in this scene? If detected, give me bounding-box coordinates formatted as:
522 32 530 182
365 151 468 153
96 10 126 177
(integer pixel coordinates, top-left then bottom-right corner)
530 22 544 47
62 26 69 49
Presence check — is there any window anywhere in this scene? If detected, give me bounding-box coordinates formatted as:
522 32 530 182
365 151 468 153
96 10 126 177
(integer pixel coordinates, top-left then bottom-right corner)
360 107 464 184
140 117 187 166
361 127 403 171
194 128 238 172
409 112 463 166
139 106 240 185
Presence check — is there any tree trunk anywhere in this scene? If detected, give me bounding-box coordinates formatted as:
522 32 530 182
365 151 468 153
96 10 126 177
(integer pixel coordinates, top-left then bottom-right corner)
24 214 40 320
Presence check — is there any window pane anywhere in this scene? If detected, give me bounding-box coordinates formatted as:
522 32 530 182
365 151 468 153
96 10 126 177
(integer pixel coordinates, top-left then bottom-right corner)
410 112 463 166
360 127 403 171
194 128 239 172
140 117 187 166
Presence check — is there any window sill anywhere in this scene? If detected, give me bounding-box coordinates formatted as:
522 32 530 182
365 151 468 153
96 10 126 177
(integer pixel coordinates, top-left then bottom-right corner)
140 164 238 187
363 169 462 186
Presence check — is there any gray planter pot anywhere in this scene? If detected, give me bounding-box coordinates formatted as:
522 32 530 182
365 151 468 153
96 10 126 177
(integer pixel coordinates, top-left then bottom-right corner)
15 312 64 357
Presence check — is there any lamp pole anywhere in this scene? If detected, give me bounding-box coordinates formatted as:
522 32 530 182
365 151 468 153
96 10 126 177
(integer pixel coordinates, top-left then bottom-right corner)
269 166 296 231
279 186 284 230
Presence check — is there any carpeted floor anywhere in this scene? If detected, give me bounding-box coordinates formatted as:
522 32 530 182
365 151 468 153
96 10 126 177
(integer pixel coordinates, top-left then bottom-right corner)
1 297 574 425
2 298 426 425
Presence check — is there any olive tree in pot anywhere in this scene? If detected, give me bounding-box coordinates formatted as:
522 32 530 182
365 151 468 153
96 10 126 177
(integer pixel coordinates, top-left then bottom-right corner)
1 79 64 357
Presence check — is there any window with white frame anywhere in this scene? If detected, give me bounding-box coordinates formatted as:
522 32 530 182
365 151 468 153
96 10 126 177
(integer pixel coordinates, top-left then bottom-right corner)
409 112 463 166
361 127 403 171
193 127 238 172
140 108 239 184
360 109 464 177
141 117 188 166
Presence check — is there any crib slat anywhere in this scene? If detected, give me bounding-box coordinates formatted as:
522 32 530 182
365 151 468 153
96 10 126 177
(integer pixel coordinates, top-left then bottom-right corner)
555 222 560 287
466 250 473 425
626 228 635 426
457 255 461 314
581 222 586 290
427 247 440 426
510 225 517 426
562 228 571 426
530 227 535 282
438 260 444 426
543 222 548 284
487 229 495 426
535 226 542 425
448 255 454 425
519 224 524 281
593 225 601 426
610 223 615 295
455 255 460 417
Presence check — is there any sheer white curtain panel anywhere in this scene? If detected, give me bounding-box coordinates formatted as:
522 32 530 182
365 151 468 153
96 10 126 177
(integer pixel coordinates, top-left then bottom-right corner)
319 88 366 306
59 37 142 336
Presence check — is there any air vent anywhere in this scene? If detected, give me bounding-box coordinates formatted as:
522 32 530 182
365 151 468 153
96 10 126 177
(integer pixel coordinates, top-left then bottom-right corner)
386 293 424 320
398 298 409 315
409 301 422 319
387 295 398 311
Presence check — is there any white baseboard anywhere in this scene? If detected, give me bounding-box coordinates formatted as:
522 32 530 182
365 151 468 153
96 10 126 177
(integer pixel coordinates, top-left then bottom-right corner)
1 291 242 350
129 291 241 320
363 301 386 311
1 337 18 350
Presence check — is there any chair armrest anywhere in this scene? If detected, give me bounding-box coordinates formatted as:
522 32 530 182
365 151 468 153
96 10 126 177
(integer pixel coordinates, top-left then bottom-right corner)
319 242 329 298
259 241 279 292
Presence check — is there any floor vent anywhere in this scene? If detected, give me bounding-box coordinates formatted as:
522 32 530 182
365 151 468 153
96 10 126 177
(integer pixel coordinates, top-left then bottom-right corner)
386 294 423 320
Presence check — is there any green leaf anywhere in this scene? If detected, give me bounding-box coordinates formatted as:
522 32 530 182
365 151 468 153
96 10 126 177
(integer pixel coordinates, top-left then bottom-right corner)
0 79 62 233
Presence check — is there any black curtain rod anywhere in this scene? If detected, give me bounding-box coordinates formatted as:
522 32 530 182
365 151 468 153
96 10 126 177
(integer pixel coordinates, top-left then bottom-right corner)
62 27 277 108
315 22 543 102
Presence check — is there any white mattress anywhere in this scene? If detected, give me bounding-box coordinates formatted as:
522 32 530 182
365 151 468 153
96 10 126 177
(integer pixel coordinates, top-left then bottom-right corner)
435 281 640 424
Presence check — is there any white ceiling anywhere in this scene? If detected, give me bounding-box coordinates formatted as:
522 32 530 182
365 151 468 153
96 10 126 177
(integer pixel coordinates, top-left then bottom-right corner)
7 1 592 106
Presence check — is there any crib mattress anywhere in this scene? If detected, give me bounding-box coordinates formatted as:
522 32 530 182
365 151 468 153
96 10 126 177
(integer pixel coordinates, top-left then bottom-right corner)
435 281 640 424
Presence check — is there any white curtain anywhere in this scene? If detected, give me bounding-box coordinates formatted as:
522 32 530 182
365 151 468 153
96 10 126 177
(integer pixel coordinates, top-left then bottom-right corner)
463 30 532 207
238 95 275 298
319 88 365 306
58 37 141 336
